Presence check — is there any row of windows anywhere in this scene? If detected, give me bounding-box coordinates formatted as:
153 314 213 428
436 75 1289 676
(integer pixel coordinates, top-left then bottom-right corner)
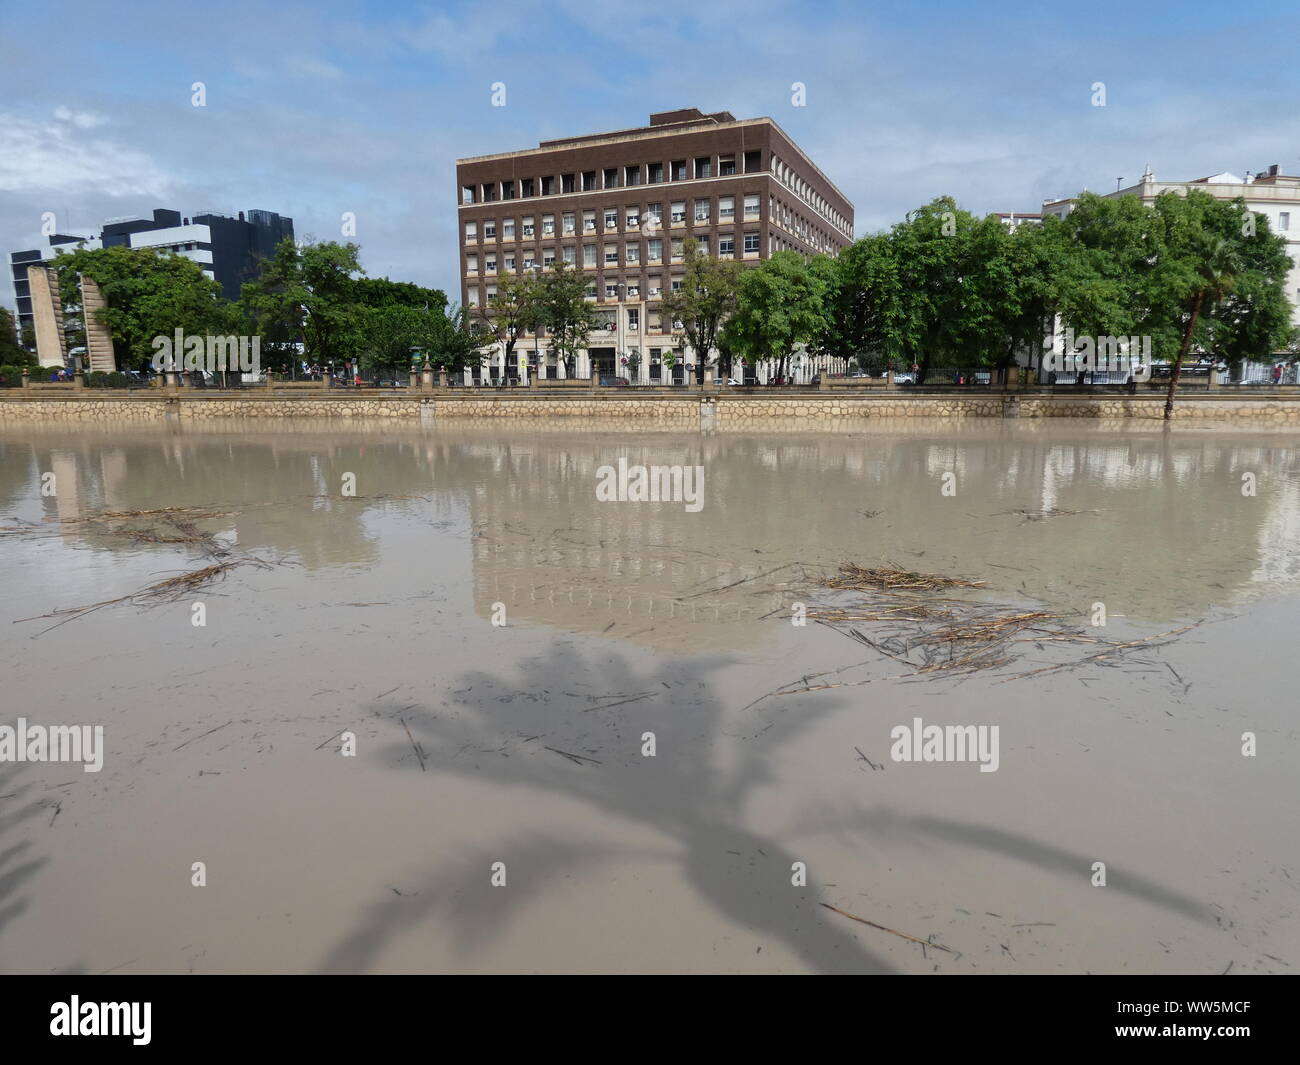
468 289 686 337
769 194 839 254
461 150 764 204
770 153 850 236
464 196 762 243
467 274 689 308
466 233 762 273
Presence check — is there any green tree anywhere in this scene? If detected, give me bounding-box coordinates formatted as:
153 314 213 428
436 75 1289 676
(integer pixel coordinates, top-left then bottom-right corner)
480 271 542 368
240 238 367 372
722 250 835 382
659 237 741 385
1061 190 1294 417
49 245 233 370
0 307 34 366
533 260 596 377
427 303 492 373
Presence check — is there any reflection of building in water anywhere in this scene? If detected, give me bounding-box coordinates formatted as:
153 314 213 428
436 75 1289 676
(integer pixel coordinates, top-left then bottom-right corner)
6 423 1300 642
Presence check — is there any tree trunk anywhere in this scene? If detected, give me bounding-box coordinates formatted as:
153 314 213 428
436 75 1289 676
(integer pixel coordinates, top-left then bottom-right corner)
1165 291 1203 421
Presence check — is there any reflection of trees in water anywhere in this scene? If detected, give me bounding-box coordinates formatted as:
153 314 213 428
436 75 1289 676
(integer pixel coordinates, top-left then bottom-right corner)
316 648 1212 974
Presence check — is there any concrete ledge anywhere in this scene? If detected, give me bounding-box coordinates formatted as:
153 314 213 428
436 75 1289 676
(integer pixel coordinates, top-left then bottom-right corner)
5 389 1300 423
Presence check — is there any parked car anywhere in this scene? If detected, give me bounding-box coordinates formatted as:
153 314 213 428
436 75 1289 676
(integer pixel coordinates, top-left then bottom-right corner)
893 372 916 385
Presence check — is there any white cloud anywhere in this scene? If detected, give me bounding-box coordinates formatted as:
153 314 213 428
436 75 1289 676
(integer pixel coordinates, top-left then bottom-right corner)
0 114 173 198
52 106 109 129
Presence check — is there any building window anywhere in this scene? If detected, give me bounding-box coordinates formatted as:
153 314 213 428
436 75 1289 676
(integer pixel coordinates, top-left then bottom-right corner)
505 254 516 271
466 254 478 273
562 173 575 194
1281 212 1291 231
465 221 478 242
584 282 597 299
647 202 662 224
694 199 711 223
719 154 736 176
522 217 535 237
482 183 497 202
719 196 735 220
671 238 684 261
695 235 709 255
648 277 661 297
486 285 498 304
584 244 596 267
605 244 618 265
604 167 619 189
671 160 687 181
627 308 639 331
562 246 575 264
563 212 575 235
605 283 619 299
744 232 760 253
627 283 640 298
744 194 760 218
540 176 554 196
582 171 597 191
604 208 618 231
625 241 640 264
503 218 516 240
694 156 712 179
625 164 642 186
671 278 683 292
523 251 536 270
485 256 497 273
543 248 555 268
521 178 535 197
647 238 663 262
484 220 497 239
626 208 640 228
542 214 555 236
468 287 481 306
718 234 735 256
649 162 664 183
462 186 476 205
503 180 516 200
583 209 596 232
671 201 686 224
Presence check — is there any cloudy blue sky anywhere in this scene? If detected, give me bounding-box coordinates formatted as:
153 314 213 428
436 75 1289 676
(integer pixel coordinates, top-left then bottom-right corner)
2 0 1298 310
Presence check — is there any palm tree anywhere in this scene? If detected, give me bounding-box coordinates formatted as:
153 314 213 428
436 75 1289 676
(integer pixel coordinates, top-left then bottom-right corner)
1165 238 1239 420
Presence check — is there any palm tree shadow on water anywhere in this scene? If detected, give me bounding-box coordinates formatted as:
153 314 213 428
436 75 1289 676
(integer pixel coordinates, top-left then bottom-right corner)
317 646 895 974
316 646 1215 973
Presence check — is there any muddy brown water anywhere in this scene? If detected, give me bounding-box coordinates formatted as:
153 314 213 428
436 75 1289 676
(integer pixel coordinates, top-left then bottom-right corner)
0 418 1296 974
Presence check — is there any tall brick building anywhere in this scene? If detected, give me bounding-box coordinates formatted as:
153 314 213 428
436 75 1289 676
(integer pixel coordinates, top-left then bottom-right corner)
455 108 854 382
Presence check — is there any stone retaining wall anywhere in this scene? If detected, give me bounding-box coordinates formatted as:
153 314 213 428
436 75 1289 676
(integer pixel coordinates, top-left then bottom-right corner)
3 391 1300 423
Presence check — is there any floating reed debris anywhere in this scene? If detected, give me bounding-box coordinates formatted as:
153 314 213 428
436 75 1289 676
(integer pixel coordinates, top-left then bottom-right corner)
796 561 1191 682
14 556 280 636
820 564 986 593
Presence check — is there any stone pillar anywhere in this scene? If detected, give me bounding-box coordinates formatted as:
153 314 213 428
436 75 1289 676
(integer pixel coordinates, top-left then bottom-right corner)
886 369 895 390
1209 367 1223 389
27 265 68 370
438 367 449 390
1003 364 1021 392
591 368 602 391
21 369 30 389
72 357 85 390
79 275 116 372
409 368 419 390
421 364 434 393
